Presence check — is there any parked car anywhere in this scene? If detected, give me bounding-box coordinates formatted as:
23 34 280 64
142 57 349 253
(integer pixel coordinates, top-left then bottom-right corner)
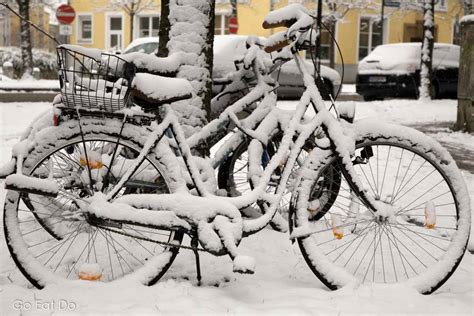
123 37 160 54
356 43 460 100
123 35 342 99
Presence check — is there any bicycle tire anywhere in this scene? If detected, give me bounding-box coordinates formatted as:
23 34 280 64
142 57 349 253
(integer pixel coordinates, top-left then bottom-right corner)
4 118 183 288
295 122 470 294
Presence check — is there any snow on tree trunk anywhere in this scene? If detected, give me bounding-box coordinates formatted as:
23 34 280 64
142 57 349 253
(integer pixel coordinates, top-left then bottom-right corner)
17 0 33 78
166 0 215 150
419 0 435 100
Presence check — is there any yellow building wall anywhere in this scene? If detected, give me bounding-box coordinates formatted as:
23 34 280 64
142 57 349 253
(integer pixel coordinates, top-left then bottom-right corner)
10 4 51 50
332 0 463 65
70 0 160 50
333 10 360 65
69 0 463 68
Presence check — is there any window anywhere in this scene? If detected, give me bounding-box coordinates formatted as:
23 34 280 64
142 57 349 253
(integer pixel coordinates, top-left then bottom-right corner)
77 14 92 43
435 0 447 11
403 20 438 43
0 11 11 46
452 20 460 45
358 17 382 60
305 23 332 62
107 15 123 50
138 16 159 38
215 14 229 35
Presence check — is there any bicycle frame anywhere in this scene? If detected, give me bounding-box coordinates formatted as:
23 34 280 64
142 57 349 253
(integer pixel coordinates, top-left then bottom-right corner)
92 45 378 239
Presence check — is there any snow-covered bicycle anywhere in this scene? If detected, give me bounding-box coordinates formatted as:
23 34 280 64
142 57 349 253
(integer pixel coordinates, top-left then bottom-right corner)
2 4 470 294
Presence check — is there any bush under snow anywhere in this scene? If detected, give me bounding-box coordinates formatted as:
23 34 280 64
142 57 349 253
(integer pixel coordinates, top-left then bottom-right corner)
0 47 57 79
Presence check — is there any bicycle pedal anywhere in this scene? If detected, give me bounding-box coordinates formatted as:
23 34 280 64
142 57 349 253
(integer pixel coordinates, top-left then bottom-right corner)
337 102 355 123
232 255 256 274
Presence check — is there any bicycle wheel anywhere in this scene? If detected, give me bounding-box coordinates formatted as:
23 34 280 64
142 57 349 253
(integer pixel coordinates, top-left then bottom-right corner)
4 118 183 288
295 123 470 294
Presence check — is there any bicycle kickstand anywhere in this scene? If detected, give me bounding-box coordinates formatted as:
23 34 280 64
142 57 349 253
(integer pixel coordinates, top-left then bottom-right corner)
191 236 202 286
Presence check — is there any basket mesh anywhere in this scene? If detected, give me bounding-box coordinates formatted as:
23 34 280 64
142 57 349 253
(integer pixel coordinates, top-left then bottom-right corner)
57 47 135 112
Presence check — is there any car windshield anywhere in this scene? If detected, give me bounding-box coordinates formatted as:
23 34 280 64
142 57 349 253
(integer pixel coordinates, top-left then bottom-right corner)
124 42 159 54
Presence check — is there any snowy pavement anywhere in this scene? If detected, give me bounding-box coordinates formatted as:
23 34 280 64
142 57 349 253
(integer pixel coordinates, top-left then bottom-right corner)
0 80 59 91
0 100 472 315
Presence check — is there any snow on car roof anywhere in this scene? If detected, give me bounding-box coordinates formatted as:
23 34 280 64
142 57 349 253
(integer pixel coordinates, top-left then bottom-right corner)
124 37 160 52
126 35 248 54
359 42 459 74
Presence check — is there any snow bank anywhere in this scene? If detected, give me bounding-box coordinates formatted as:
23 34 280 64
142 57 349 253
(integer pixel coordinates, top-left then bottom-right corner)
0 228 471 314
277 99 457 125
0 79 59 91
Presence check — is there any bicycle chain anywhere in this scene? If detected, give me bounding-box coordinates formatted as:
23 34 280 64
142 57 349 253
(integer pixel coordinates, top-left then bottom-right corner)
95 224 208 252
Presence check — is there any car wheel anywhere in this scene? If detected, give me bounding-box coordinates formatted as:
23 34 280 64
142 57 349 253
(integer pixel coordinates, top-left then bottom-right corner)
362 95 383 101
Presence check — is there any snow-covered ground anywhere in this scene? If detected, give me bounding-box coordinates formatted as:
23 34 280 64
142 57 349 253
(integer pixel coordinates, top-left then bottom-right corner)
341 84 356 94
0 80 59 91
0 100 472 315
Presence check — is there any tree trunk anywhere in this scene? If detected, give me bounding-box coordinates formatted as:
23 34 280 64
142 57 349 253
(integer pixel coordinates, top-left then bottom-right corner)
130 12 135 44
157 0 170 57
202 0 215 122
17 0 33 77
230 0 237 16
166 0 215 155
419 0 435 100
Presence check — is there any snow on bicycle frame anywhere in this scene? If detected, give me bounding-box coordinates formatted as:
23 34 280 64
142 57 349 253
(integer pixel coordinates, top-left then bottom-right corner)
1 6 470 293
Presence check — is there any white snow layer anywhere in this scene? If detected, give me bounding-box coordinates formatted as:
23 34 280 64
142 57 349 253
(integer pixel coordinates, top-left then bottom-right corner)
461 14 474 23
58 44 102 61
131 73 193 101
165 0 212 137
0 100 472 314
4 174 58 195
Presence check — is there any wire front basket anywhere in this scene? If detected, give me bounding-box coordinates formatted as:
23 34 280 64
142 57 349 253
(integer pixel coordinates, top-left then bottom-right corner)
57 46 135 112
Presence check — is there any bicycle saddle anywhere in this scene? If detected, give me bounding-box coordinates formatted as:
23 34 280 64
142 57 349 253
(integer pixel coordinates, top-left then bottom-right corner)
131 72 193 111
121 51 184 76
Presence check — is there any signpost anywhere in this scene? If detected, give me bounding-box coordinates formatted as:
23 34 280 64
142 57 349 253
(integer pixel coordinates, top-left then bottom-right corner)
56 4 75 44
385 0 401 8
59 24 72 36
229 16 238 34
56 4 75 25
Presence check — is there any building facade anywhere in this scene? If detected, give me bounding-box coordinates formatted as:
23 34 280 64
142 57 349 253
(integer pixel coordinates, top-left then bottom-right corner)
0 2 54 51
64 0 465 82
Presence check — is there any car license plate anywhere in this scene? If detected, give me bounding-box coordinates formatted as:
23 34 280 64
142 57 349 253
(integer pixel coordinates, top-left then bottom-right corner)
369 76 387 83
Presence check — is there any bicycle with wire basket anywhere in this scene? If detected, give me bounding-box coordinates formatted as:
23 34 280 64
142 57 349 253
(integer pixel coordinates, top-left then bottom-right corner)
2 4 470 294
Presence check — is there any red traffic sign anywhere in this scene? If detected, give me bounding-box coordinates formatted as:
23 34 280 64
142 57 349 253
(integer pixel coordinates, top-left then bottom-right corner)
56 4 76 25
229 16 238 34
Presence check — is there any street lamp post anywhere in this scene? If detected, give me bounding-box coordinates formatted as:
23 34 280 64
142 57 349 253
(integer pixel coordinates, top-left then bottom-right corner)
380 0 385 44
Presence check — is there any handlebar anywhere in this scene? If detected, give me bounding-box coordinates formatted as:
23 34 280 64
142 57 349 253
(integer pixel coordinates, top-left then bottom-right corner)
262 4 314 53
